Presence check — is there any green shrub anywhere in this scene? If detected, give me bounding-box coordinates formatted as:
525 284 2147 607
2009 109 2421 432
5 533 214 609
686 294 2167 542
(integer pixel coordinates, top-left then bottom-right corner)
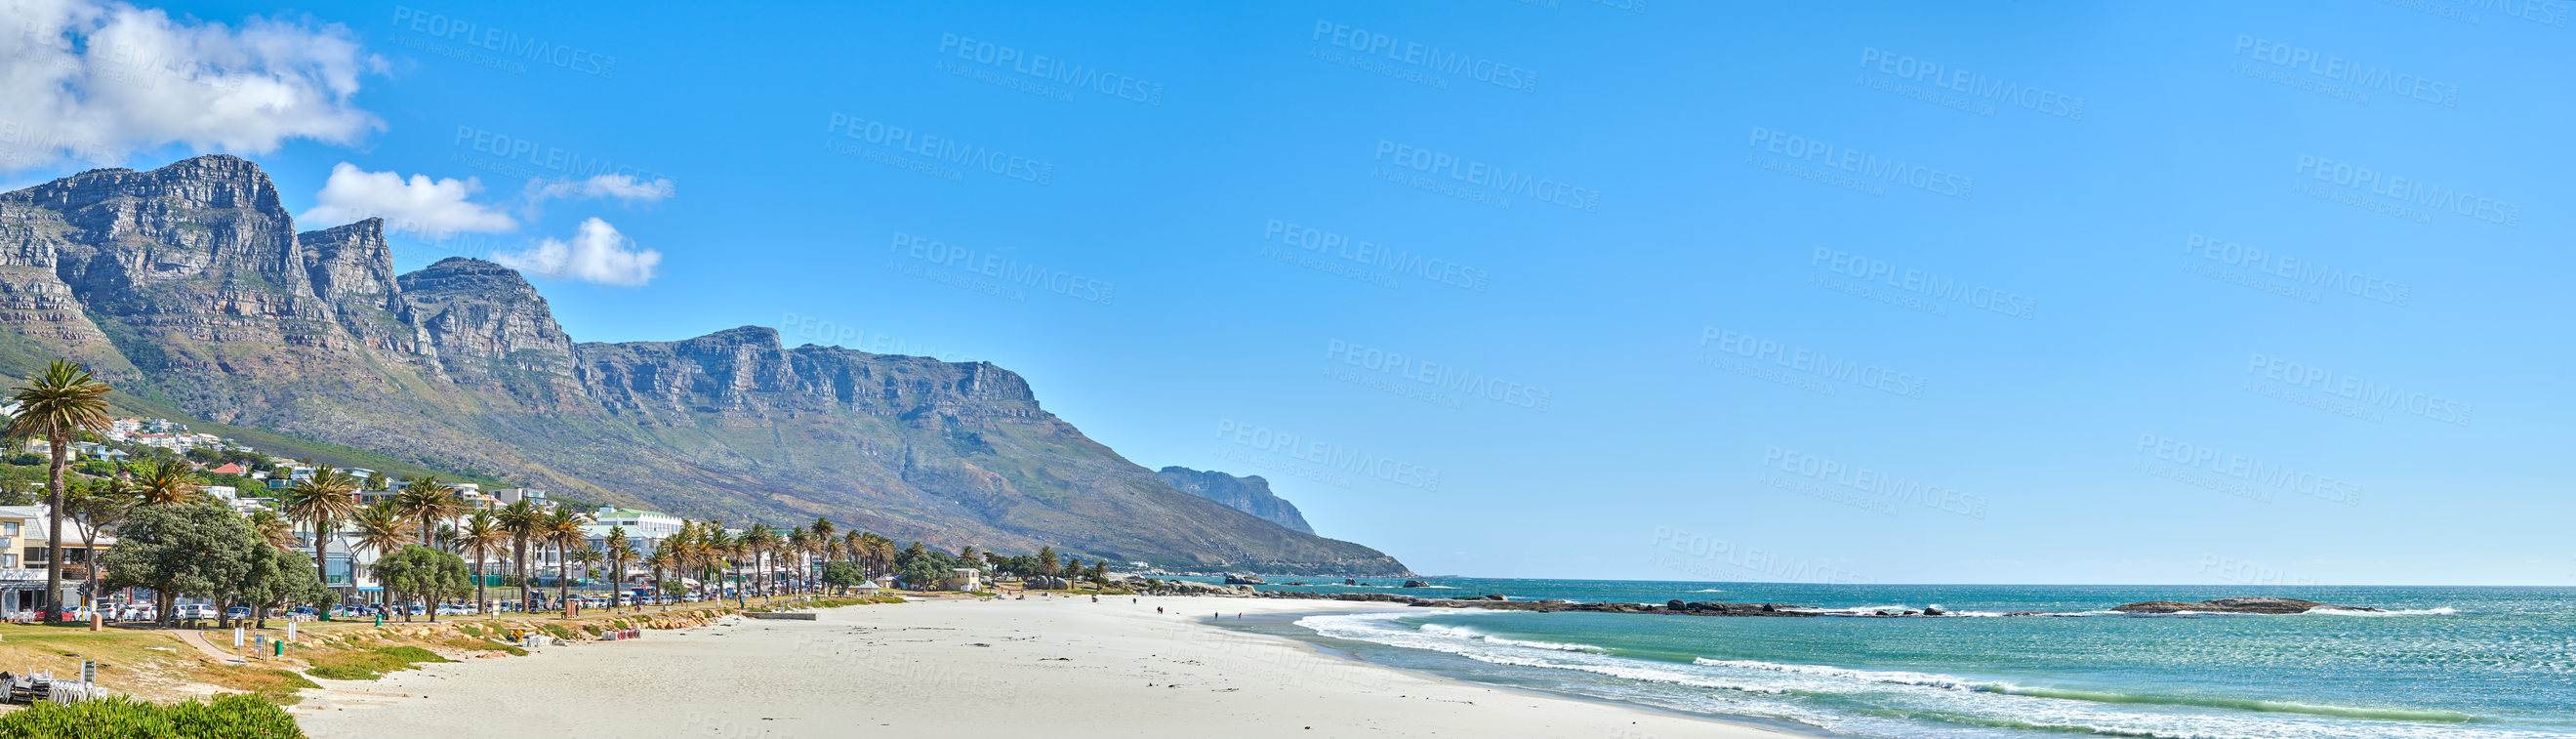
305 664 379 680
0 693 305 738
456 623 483 636
372 645 451 664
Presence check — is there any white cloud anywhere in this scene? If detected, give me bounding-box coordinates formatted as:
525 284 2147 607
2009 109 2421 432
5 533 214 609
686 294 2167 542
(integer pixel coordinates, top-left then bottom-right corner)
494 217 661 287
523 174 675 205
301 162 515 239
0 0 386 172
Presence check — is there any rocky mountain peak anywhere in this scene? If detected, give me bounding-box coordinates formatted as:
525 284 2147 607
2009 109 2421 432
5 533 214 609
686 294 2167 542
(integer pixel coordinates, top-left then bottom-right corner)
397 257 577 396
1158 466 1317 535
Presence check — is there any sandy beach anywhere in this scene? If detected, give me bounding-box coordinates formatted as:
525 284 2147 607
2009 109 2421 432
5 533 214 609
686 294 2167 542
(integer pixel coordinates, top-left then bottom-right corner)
293 595 1803 738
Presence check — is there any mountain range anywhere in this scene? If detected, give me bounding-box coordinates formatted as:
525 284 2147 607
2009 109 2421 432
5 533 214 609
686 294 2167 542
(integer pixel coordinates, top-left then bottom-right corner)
0 155 1410 575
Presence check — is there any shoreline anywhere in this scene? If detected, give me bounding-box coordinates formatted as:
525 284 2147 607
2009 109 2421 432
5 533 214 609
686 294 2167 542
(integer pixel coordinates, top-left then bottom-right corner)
1212 608 1835 738
292 595 1810 738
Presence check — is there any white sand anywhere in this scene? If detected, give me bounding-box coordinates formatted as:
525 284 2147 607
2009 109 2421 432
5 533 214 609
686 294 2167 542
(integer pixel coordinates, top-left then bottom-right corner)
294 595 1803 738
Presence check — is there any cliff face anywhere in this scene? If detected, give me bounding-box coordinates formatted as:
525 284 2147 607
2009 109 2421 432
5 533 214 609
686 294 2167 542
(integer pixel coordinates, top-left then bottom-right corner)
1159 467 1317 535
0 156 1409 575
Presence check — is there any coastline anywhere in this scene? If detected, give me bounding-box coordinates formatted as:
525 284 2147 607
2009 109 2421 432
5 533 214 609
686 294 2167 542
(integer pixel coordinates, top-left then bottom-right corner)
292 595 1810 738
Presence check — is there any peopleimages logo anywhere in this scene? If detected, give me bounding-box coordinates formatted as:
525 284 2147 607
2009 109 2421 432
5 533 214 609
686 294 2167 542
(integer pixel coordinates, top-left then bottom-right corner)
2245 353 2472 426
2294 155 2518 226
1857 48 2085 120
1213 419 1442 491
1697 328 1927 399
391 6 618 78
2230 36 2459 107
934 33 1165 105
1371 140 1600 213
1324 340 1551 411
2183 234 2409 307
1810 248 2034 319
887 232 1115 305
2135 432 2363 506
1746 127 1974 200
826 113 1055 185
1311 21 1539 93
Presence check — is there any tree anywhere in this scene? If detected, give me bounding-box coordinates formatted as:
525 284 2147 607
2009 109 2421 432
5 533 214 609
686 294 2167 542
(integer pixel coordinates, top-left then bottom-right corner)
133 458 206 506
278 469 361 616
456 511 505 615
743 525 777 598
497 501 542 608
351 501 414 609
810 517 837 565
6 359 113 620
822 560 867 589
544 508 590 611
394 475 462 549
98 502 257 628
642 547 675 609
64 479 131 607
1037 547 1058 578
0 471 37 507
244 508 298 551
238 545 329 629
370 546 471 623
604 526 634 612
1088 560 1109 583
786 525 811 595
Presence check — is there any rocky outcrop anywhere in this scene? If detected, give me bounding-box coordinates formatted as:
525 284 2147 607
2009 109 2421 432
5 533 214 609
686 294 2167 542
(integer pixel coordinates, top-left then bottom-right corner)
2110 597 2376 615
1223 575 1266 585
0 156 1415 577
1158 467 1316 534
300 218 430 355
399 257 582 402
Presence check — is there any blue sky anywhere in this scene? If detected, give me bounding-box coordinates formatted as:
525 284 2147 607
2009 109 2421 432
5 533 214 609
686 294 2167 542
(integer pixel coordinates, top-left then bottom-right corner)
5 1 2569 585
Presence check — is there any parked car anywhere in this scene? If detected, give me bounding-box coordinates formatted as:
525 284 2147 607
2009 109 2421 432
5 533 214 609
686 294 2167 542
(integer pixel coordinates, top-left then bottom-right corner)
434 603 472 616
225 607 251 621
175 603 217 621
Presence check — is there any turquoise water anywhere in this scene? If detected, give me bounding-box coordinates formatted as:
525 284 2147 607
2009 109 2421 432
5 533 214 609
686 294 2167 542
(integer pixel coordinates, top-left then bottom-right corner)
1201 579 2576 738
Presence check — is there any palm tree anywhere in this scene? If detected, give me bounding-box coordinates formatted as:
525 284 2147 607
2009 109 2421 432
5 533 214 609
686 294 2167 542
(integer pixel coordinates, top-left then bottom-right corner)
862 533 897 579
279 469 362 616
5 359 112 620
394 475 463 549
497 501 542 608
604 526 634 612
742 525 776 600
351 501 414 611
544 508 590 613
787 525 811 595
246 508 298 551
810 517 836 566
570 546 603 607
643 547 675 610
457 511 506 617
700 526 737 605
133 458 206 506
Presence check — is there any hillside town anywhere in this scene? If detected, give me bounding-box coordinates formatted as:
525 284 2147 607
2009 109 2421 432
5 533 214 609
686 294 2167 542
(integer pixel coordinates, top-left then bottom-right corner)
0 368 1115 626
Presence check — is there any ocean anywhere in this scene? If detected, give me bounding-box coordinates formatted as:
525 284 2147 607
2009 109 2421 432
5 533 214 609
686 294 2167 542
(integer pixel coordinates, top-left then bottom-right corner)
1195 579 2576 738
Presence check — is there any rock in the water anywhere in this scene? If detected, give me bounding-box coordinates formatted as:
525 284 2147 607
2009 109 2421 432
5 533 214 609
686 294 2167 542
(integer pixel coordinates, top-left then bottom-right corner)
2110 597 2377 615
1401 580 1430 588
